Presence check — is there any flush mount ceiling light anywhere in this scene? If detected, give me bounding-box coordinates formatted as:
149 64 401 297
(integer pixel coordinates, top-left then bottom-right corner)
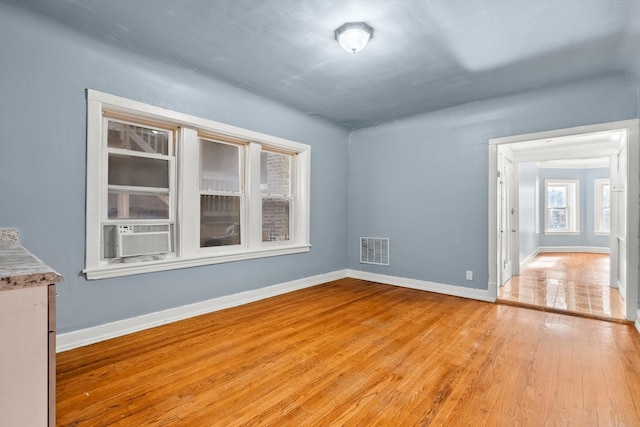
335 22 374 54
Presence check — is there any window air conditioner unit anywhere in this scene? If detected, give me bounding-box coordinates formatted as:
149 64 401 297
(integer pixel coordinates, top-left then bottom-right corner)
116 224 171 258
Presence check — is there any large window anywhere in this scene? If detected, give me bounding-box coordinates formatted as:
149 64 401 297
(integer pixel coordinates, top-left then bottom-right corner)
544 179 579 234
85 90 311 279
594 178 610 235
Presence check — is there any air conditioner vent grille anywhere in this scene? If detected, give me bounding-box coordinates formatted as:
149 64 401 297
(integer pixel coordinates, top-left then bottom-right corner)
132 224 170 233
116 223 172 258
360 237 389 266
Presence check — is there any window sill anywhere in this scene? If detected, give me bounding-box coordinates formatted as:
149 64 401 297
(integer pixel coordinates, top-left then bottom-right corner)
594 231 611 236
544 231 580 236
84 244 311 280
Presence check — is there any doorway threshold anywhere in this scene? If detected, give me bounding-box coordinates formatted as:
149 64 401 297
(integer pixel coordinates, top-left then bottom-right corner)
497 298 630 324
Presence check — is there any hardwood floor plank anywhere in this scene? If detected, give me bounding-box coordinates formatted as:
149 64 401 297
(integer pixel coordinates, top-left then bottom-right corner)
57 278 640 426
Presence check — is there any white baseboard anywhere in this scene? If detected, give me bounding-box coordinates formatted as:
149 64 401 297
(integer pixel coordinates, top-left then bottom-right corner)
617 279 627 302
58 268 500 352
520 249 540 269
539 246 610 254
57 269 348 352
346 269 495 303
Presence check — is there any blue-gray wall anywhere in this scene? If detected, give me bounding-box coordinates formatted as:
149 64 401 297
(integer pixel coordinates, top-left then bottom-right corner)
348 75 637 290
538 168 610 248
519 163 540 263
0 4 349 333
2 3 640 334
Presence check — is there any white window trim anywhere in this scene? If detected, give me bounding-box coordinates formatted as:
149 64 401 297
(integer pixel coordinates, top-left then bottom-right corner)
594 178 610 236
84 89 311 279
544 179 580 235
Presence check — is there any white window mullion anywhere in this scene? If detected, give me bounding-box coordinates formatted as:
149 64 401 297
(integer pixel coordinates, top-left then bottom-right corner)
177 127 200 257
246 142 262 250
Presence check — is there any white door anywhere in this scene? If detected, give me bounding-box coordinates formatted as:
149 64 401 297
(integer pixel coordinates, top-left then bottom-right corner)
498 153 514 285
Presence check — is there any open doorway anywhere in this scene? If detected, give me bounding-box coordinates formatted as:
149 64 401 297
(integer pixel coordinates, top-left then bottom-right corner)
500 252 623 319
488 119 639 321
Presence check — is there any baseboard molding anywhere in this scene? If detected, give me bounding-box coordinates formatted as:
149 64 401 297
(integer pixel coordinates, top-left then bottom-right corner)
520 249 540 269
57 269 348 352
635 309 640 335
539 246 610 254
617 279 627 302
346 269 495 303
58 268 501 352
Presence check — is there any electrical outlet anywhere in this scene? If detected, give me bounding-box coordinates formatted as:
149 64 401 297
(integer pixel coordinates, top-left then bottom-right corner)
466 270 473 281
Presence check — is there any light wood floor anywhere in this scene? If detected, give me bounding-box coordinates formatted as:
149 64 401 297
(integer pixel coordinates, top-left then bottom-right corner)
499 252 625 320
57 278 640 426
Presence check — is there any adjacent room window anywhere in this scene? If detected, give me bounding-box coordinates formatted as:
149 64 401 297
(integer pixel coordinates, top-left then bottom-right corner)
594 178 610 235
85 90 311 279
544 179 579 234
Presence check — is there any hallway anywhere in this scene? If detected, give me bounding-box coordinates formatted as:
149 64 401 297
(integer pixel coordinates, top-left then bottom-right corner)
498 252 625 320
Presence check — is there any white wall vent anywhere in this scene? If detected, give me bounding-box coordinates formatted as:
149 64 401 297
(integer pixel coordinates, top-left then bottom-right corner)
116 224 171 258
360 237 390 266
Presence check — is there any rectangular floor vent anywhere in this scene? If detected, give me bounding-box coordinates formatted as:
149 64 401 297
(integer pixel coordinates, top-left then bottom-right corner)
360 237 390 266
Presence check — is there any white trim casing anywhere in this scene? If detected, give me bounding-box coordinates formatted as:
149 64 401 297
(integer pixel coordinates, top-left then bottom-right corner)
538 246 610 254
82 245 311 279
489 119 639 322
85 98 103 273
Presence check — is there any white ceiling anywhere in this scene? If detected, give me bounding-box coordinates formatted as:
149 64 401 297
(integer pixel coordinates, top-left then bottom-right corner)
5 0 640 129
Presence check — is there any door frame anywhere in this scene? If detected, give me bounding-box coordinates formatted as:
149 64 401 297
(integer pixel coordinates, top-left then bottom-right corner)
488 119 639 321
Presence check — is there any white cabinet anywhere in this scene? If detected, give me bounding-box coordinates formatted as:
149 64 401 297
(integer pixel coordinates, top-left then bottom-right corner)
0 231 61 427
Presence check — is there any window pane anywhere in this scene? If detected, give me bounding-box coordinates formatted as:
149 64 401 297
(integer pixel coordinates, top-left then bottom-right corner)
602 208 610 232
262 198 290 242
107 121 169 155
108 191 170 219
547 186 566 207
200 140 240 192
200 195 241 247
547 208 567 230
108 154 169 188
261 151 291 196
602 184 610 208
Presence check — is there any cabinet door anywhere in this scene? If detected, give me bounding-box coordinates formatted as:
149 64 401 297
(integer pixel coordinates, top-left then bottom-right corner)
0 286 48 426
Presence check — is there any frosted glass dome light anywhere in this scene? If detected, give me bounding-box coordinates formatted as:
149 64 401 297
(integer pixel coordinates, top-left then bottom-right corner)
335 22 374 54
